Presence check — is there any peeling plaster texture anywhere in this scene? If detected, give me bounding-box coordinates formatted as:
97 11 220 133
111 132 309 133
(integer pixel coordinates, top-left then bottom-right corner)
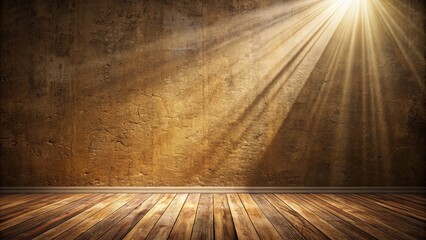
0 0 425 186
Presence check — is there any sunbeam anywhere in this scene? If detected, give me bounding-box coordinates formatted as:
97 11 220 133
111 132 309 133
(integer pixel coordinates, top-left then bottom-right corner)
254 0 425 186
0 0 424 187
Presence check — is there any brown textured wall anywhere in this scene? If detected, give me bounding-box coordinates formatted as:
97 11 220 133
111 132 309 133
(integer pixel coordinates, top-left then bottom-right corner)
0 0 425 186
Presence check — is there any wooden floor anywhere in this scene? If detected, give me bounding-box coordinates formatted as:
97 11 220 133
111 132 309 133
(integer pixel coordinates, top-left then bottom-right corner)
0 193 425 239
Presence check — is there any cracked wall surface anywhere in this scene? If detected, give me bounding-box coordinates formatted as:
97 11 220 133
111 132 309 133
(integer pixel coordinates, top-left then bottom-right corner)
0 0 425 186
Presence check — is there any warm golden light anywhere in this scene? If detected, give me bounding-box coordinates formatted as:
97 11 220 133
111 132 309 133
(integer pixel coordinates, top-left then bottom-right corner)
1 0 424 186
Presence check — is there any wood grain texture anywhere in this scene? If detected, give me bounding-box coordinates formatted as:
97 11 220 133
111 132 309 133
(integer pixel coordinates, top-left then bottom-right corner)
145 194 188 240
251 194 304 240
14 194 111 240
52 194 136 240
239 194 283 239
0 194 48 208
292 194 373 239
301 194 396 239
32 194 118 240
191 194 214 240
123 194 176 239
75 194 151 240
213 194 237 240
227 194 260 240
169 193 200 240
277 194 350 239
0 194 99 239
0 194 61 222
320 194 418 240
0 193 424 239
98 194 164 240
0 194 84 231
263 194 328 240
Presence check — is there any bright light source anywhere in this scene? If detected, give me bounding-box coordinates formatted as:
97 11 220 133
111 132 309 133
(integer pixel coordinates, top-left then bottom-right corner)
341 0 354 9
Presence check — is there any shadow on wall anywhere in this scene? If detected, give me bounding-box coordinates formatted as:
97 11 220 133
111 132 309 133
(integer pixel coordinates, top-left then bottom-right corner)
0 0 424 186
250 0 426 186
1 0 343 186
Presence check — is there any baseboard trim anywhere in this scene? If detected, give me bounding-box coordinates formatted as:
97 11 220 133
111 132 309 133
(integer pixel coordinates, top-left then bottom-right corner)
0 186 424 194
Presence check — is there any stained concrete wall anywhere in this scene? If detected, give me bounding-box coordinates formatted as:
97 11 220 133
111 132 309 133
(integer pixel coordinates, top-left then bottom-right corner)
0 0 425 186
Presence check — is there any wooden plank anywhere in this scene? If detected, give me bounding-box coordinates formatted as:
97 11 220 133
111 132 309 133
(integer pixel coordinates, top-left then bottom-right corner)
0 193 424 239
403 194 426 203
123 194 176 239
372 194 426 211
227 194 260 240
52 194 136 240
191 194 214 240
168 193 200 240
239 194 283 240
251 194 304 240
353 194 426 225
346 194 426 239
321 194 417 240
0 194 22 205
0 194 48 208
0 194 61 222
32 194 124 240
0 194 31 208
0 194 57 216
389 194 426 207
263 194 327 240
0 194 97 239
12 194 110 240
145 194 188 240
0 194 85 231
302 194 397 240
213 194 237 240
277 194 349 239
98 194 164 240
292 194 373 239
363 194 426 220
75 194 151 240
